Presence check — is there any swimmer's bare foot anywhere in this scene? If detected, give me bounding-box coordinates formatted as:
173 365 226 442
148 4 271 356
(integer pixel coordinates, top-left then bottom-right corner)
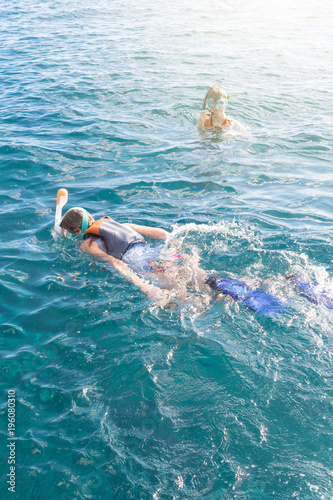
216 293 234 304
216 293 225 301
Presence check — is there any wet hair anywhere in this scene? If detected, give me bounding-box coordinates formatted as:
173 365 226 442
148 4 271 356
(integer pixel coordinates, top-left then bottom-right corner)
202 84 228 110
60 209 94 235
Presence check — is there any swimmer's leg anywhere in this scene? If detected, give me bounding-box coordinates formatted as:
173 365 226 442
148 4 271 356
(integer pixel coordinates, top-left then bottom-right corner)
286 274 333 310
206 275 287 315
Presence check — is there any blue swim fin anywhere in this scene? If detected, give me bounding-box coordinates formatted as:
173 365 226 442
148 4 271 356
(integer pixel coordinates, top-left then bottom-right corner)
206 276 287 315
290 275 333 310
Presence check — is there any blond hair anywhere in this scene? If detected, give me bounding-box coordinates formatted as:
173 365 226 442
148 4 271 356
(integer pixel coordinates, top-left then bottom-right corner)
202 85 228 110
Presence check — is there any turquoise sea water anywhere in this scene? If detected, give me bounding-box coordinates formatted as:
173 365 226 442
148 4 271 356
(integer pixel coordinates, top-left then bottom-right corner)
1 0 333 498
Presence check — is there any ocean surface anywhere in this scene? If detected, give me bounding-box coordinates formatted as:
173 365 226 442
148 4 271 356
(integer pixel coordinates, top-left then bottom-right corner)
1 0 333 498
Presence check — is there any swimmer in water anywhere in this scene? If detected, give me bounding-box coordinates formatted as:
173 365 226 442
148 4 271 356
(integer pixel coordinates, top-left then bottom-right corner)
59 208 176 301
197 83 244 130
56 201 287 315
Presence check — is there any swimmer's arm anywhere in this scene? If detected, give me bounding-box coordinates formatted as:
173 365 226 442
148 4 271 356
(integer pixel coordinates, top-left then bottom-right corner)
197 110 210 128
80 239 166 299
125 223 169 240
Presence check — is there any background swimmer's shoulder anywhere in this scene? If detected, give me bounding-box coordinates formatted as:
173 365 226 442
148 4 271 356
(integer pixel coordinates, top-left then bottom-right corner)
228 118 253 137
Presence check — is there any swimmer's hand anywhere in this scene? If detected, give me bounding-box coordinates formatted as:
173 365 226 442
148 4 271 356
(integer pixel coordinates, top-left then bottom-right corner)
197 110 211 128
143 283 173 309
143 283 170 301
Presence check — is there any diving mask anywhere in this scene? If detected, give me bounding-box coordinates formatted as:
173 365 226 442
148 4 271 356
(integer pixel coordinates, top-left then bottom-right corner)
207 96 230 109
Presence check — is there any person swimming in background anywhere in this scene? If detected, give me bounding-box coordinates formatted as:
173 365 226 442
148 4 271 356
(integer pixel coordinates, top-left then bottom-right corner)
197 83 244 130
56 197 288 315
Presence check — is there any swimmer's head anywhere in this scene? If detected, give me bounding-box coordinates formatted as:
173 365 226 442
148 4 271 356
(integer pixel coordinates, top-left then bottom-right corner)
202 84 230 111
60 208 94 236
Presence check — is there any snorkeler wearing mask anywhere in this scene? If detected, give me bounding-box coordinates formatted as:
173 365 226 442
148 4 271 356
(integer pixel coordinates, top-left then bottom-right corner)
197 84 243 130
54 191 287 315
